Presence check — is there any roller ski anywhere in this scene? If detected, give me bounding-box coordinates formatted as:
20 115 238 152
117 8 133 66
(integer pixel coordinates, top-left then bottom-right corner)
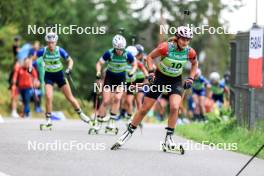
111 123 136 150
40 117 52 131
88 115 109 135
161 127 184 154
105 117 119 135
161 140 184 154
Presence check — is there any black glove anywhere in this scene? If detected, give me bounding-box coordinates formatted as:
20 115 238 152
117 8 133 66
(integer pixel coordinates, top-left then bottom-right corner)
65 68 72 75
183 77 194 89
147 73 155 84
96 72 101 80
128 71 134 78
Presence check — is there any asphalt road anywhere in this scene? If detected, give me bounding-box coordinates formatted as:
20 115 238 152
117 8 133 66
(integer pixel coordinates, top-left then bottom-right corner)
0 118 263 176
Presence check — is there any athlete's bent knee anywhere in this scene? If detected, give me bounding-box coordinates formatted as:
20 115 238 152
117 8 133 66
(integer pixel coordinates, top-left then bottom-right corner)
170 105 179 114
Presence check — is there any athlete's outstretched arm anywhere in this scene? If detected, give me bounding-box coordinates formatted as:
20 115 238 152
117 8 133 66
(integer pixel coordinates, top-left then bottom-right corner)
96 59 105 76
146 48 162 71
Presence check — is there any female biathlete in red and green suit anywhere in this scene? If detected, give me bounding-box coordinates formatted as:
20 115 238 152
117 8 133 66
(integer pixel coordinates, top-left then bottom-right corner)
112 26 198 151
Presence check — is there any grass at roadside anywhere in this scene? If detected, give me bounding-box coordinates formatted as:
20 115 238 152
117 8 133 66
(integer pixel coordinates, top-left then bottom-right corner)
0 82 12 116
176 110 264 159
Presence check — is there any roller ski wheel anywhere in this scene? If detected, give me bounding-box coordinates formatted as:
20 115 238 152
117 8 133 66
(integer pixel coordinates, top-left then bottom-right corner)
88 128 99 135
105 126 119 135
161 143 184 155
40 124 52 131
111 142 121 150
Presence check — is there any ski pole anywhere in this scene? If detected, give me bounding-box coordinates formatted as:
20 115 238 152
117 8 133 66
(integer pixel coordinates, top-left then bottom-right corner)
183 10 191 26
93 80 100 123
130 77 143 133
181 90 186 105
178 89 187 118
236 144 264 176
67 74 86 108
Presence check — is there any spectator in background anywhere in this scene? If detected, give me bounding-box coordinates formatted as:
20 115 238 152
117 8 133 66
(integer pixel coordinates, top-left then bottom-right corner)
12 58 40 118
10 62 20 118
9 36 21 118
12 36 21 59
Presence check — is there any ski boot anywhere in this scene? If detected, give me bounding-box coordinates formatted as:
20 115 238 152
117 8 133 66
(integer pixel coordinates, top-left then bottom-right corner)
88 115 108 134
96 115 110 123
118 109 126 120
125 114 143 134
40 115 52 131
111 123 137 150
126 121 143 134
105 116 119 135
161 127 184 154
76 109 91 124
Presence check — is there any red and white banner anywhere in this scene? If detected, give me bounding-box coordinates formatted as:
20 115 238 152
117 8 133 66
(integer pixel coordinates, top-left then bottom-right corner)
248 27 263 88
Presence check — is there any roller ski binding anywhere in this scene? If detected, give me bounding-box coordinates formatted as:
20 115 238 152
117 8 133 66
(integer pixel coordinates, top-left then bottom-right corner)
105 117 118 135
88 116 108 135
111 123 136 150
88 119 102 135
40 117 52 131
